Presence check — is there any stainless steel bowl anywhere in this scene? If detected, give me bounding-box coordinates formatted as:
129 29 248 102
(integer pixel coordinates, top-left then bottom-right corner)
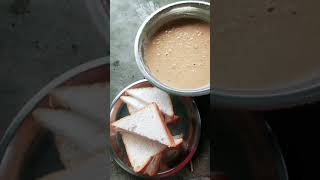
134 1 210 97
109 79 201 178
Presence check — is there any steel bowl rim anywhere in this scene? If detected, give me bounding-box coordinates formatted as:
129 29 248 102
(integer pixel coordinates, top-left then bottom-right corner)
134 1 210 97
109 79 202 178
0 57 109 164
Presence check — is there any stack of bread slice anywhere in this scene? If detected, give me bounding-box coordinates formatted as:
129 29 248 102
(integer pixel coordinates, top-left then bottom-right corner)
111 87 184 176
32 82 109 179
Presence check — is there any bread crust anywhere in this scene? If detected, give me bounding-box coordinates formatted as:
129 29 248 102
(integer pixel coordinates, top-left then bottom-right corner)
125 98 180 125
111 103 175 147
121 136 153 173
143 154 161 176
126 87 174 117
153 103 175 147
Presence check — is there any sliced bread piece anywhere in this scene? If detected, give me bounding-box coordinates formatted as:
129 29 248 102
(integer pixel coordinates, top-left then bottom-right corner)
121 132 166 172
33 108 105 153
142 136 183 176
122 95 180 124
111 103 175 147
143 154 161 176
125 87 174 118
127 104 136 115
120 96 146 114
49 82 108 126
38 153 107 180
122 132 183 174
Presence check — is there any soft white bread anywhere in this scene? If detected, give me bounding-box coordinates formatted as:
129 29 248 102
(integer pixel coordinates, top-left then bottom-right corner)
111 103 175 147
127 104 136 115
33 108 105 153
49 82 108 126
121 132 166 173
125 87 174 118
143 154 161 176
122 132 183 174
122 95 179 124
142 136 183 176
126 102 179 124
120 96 146 114
38 153 108 180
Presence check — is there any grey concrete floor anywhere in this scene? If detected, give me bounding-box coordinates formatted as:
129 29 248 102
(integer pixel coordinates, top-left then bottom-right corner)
0 0 108 136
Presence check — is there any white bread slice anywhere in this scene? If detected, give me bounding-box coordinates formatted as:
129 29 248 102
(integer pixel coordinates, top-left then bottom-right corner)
111 103 175 147
122 132 183 174
54 136 90 168
142 135 183 176
120 96 146 113
127 104 136 115
125 87 174 118
121 132 166 172
122 95 180 124
33 108 105 153
143 154 161 176
49 82 108 126
38 153 107 180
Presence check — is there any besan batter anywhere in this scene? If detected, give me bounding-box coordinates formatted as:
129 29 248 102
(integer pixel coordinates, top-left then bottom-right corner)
144 19 210 90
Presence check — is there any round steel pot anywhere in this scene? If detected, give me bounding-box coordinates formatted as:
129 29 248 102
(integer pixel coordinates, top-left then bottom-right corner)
135 1 210 97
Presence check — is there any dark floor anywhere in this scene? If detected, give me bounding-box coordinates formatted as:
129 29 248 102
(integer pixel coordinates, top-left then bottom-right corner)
0 0 108 136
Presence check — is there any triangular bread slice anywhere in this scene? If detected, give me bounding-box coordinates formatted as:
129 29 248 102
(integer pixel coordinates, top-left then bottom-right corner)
121 132 166 172
111 103 175 147
122 132 183 174
143 154 161 176
127 104 137 115
33 108 105 153
38 153 107 180
120 96 146 113
49 82 108 126
121 95 179 124
142 135 183 176
125 87 174 118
